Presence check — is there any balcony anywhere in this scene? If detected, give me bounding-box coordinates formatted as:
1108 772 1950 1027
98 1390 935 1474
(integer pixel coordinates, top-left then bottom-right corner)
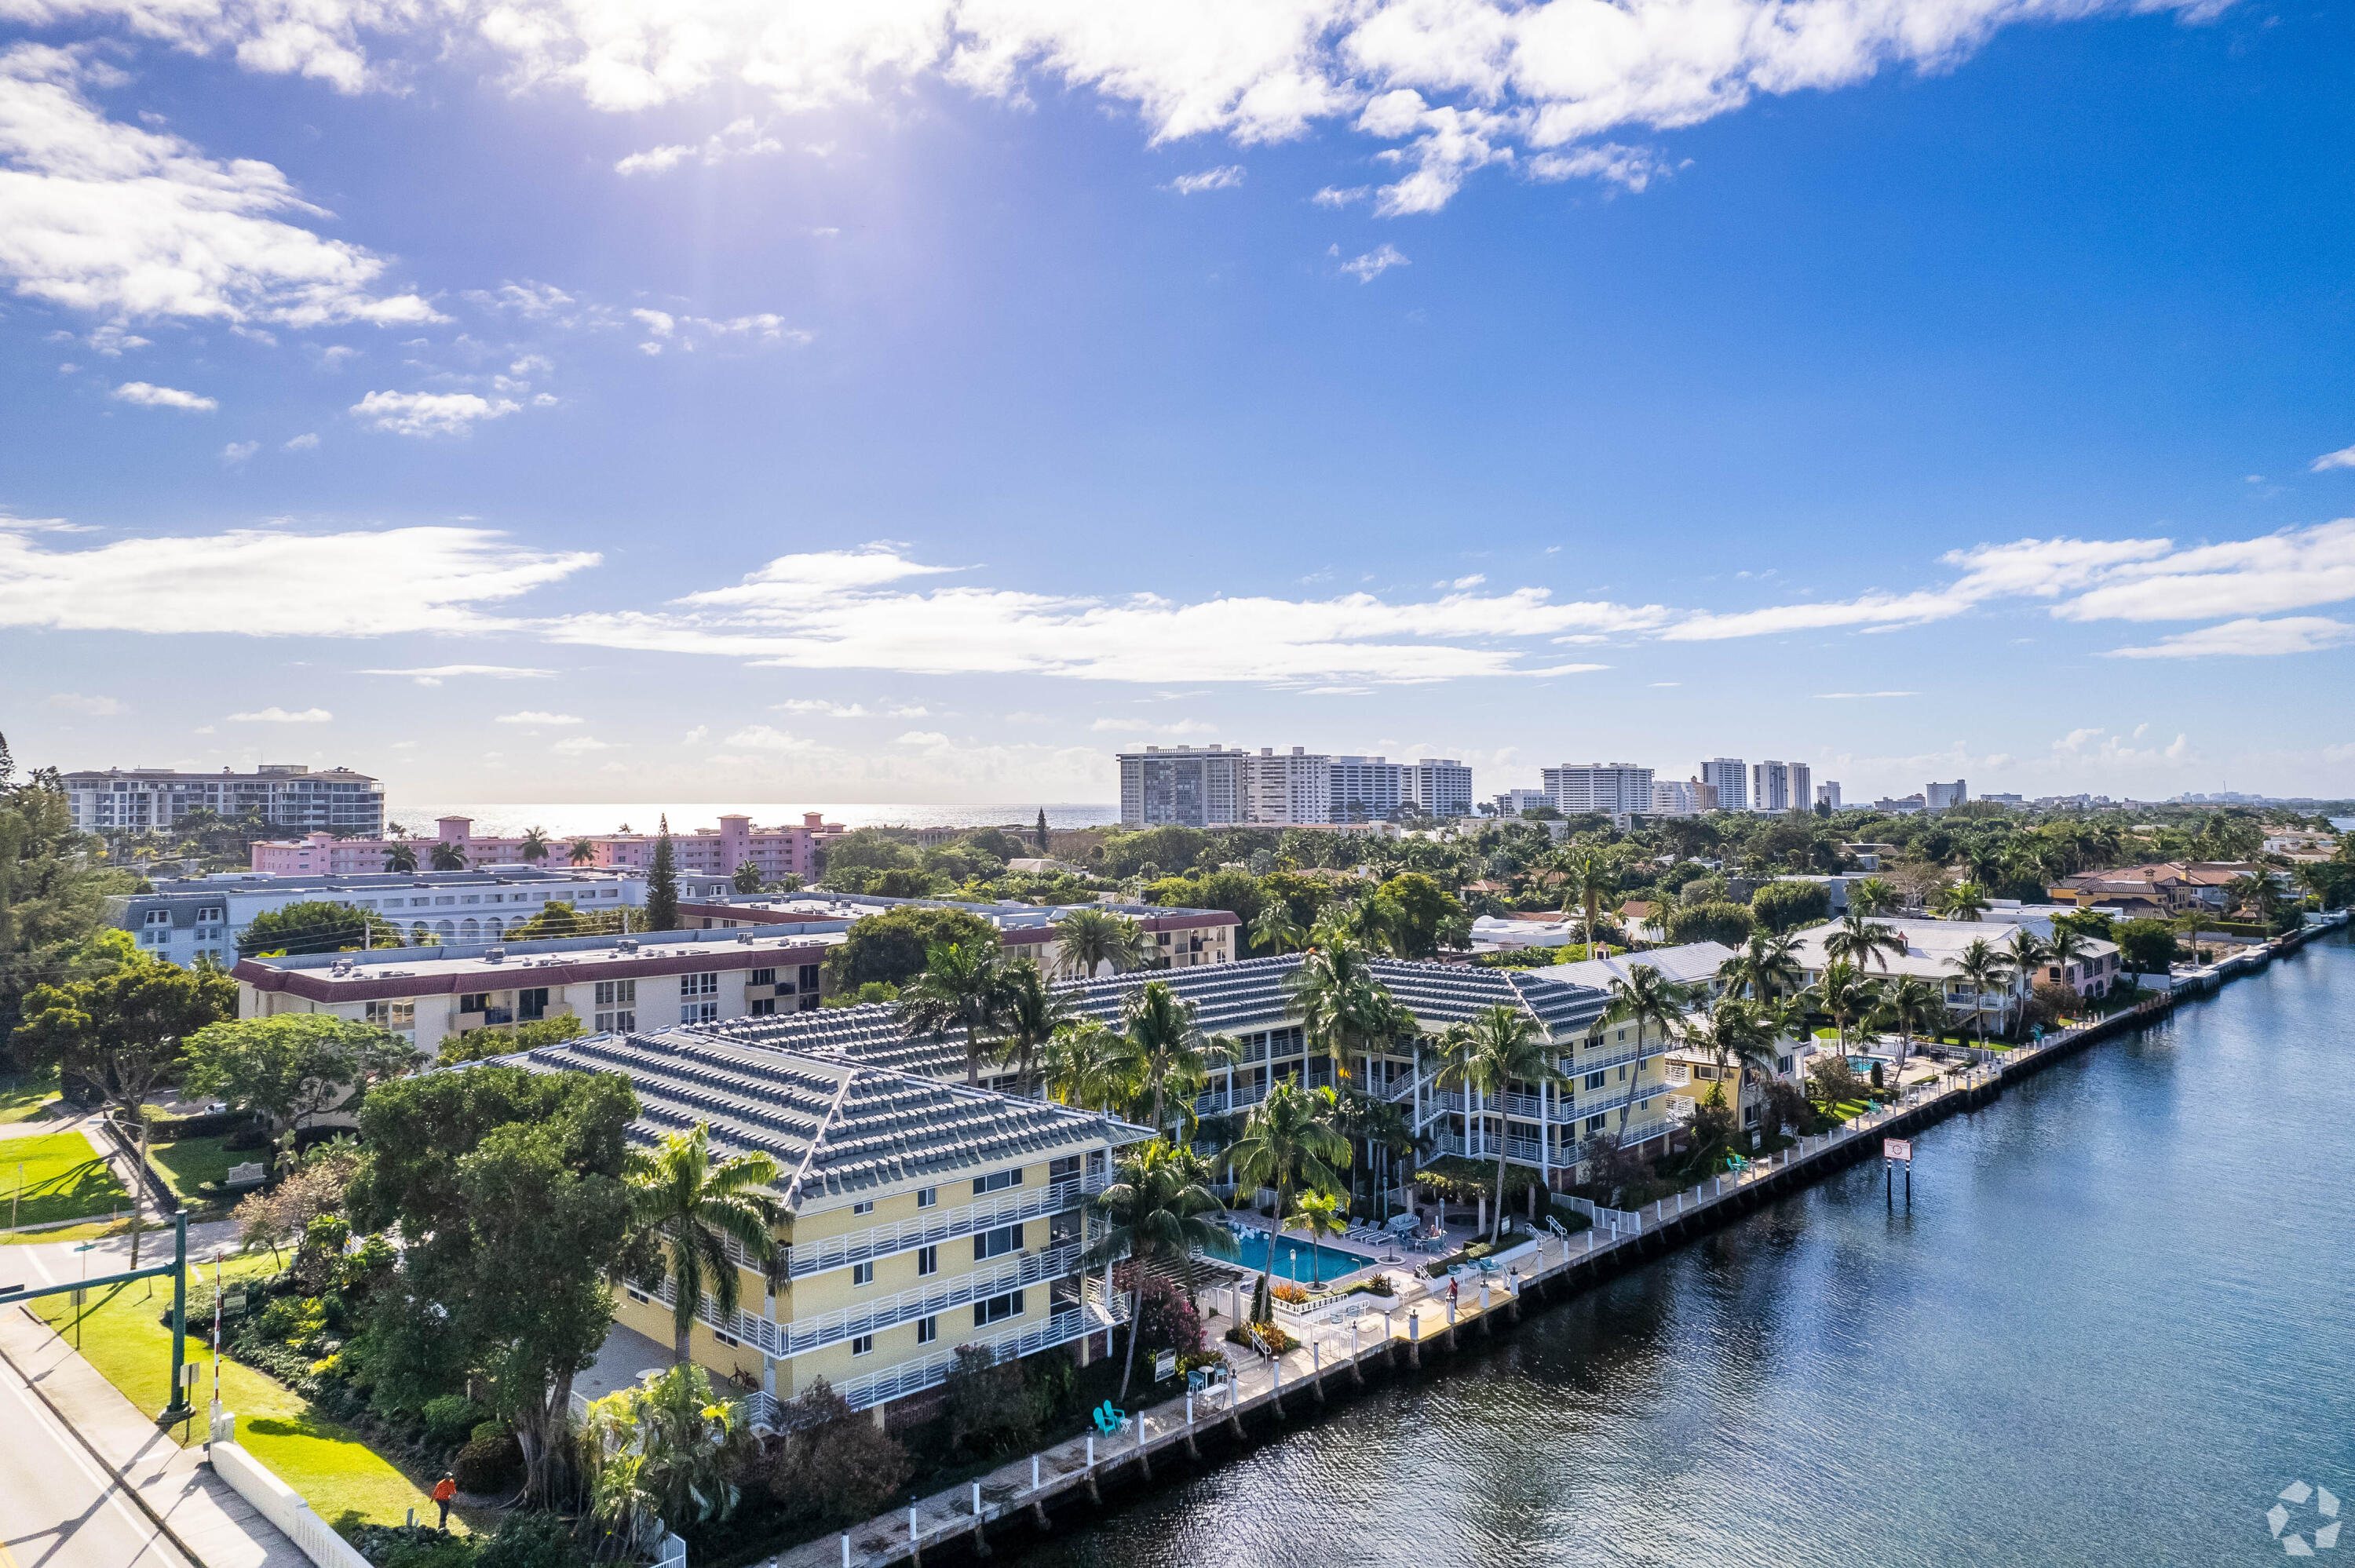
662 1240 1091 1358
787 1174 1107 1278
831 1295 1129 1414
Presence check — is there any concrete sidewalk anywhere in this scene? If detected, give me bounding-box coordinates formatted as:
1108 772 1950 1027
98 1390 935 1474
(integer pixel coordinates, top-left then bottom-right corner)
0 1302 306 1568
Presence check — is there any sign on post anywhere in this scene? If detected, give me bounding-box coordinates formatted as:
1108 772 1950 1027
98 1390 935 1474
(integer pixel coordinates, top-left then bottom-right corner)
1154 1351 1177 1384
1882 1138 1912 1161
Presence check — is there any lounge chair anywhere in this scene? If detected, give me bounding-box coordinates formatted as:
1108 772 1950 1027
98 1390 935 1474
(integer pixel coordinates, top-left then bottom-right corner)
1092 1401 1130 1435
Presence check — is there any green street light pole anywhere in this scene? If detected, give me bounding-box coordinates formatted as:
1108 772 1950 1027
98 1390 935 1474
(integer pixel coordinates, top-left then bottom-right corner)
0 1208 192 1423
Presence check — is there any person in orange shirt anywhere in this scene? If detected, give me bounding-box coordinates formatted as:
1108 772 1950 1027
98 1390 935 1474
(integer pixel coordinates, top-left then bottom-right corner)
433 1473 457 1532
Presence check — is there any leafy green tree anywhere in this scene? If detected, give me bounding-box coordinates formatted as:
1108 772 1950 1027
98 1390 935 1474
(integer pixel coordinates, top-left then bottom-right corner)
992 958 1077 1089
1666 901 1754 947
1088 1143 1233 1398
13 935 234 1111
184 1013 420 1135
1050 906 1145 979
438 1013 588 1067
1718 930 1804 1003
645 817 680 931
1436 1003 1568 1242
731 860 763 894
1034 809 1051 855
1112 979 1229 1136
1143 866 1263 936
815 829 921 884
1750 880 1831 933
238 901 405 957
895 940 1012 1085
1377 872 1464 958
582 1362 757 1554
1041 1019 1132 1113
1098 826 1208 881
825 905 999 992
1224 1081 1349 1323
2114 918 2178 982
1847 877 1900 916
622 1122 785 1366
1249 901 1305 958
349 1066 639 1504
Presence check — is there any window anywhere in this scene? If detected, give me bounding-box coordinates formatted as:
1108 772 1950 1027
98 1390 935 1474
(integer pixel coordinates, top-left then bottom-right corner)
594 979 636 1006
1048 1155 1080 1183
916 1316 937 1344
798 964 821 992
749 968 776 987
851 1261 874 1287
460 993 491 1014
679 1001 719 1025
974 1223 1022 1261
594 1010 637 1033
1583 1070 1607 1090
852 1200 874 1215
973 1290 1024 1327
748 998 776 1016
850 1334 874 1357
917 1245 938 1276
1586 1114 1607 1134
144 909 171 925
517 987 550 1021
364 1000 415 1030
1776 1055 1794 1075
973 1168 1022 1196
916 1187 937 1209
680 972 718 997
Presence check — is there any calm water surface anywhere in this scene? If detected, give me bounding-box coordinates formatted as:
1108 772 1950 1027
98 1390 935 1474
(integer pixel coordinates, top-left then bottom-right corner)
1009 932 2355 1567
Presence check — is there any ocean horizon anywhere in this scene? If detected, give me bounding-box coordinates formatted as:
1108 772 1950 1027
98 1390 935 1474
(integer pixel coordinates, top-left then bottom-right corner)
384 802 1123 838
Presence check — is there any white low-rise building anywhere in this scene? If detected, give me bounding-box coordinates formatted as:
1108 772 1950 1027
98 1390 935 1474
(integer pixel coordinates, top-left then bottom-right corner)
1785 914 2123 1031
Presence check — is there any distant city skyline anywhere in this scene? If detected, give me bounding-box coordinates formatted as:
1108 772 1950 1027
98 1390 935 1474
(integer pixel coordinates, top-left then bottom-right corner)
5 2 2353 800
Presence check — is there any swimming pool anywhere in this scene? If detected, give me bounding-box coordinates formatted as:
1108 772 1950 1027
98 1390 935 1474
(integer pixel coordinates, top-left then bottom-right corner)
1218 1227 1379 1283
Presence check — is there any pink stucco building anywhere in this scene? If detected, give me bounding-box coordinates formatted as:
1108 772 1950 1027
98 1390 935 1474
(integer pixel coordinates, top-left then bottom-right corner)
250 813 842 881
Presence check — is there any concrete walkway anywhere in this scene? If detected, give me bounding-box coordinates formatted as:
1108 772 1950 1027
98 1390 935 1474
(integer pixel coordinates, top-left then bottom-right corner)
0 1302 305 1568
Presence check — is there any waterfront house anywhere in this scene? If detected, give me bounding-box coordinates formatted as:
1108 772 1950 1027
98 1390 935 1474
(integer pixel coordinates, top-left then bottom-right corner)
1784 916 2124 1034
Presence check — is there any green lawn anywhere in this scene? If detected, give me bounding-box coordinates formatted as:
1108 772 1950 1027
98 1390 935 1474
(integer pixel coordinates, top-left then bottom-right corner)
0 1068 62 1124
148 1136 243 1212
0 1216 133 1246
31 1254 452 1532
2 1131 133 1228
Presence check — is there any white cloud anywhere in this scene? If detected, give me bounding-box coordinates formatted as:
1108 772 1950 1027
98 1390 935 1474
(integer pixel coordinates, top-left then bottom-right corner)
1526 143 1672 192
1814 691 1920 698
547 545 1669 684
2104 617 2355 660
496 709 583 724
283 432 319 450
111 381 216 410
360 663 558 686
1336 242 1409 283
228 706 330 722
719 724 830 753
46 691 124 715
349 389 522 436
3 2 2230 217
1312 185 1369 207
776 699 870 717
1165 165 1245 195
0 526 595 636
630 308 808 352
615 117 781 176
2310 444 2355 472
221 439 257 463
0 46 437 327
551 734 623 753
2051 520 2355 624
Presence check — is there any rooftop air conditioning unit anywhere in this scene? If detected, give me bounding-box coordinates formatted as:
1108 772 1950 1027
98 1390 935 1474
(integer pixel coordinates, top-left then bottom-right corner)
617 938 640 954
485 946 506 963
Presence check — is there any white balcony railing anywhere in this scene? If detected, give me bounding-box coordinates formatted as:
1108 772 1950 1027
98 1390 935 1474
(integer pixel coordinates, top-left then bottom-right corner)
787 1173 1105 1278
830 1296 1130 1414
765 1241 1086 1358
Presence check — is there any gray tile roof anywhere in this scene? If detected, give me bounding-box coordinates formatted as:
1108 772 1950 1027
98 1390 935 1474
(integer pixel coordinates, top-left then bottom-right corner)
497 1030 1149 1205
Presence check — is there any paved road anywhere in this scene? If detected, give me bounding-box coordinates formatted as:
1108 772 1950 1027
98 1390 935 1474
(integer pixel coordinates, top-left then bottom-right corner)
0 1336 195 1568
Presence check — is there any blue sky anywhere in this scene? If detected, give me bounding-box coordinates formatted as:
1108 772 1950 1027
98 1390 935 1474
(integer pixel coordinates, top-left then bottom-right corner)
3 0 2351 807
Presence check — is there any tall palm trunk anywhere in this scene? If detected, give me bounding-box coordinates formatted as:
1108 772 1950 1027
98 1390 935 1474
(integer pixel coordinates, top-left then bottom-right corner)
1257 1180 1291 1327
1490 1147 1510 1245
1117 1251 1147 1398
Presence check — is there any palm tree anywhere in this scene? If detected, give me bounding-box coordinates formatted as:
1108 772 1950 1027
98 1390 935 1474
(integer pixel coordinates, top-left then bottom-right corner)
1225 1081 1349 1324
1849 877 1900 917
429 841 468 871
569 837 597 866
382 842 418 873
895 941 1010 1085
2046 925 2090 995
2226 871 2280 926
1824 913 1909 975
1556 849 1619 960
1952 937 2015 1045
1114 979 1229 1138
1679 997 1780 1145
732 861 762 894
1871 974 1947 1076
1250 902 1306 958
1332 1086 1422 1223
1041 1019 1132 1113
622 1123 786 1366
1721 930 1803 1003
1088 1143 1234 1398
1285 933 1401 1085
992 959 1079 1092
1602 964 1689 1118
519 826 553 864
1805 958 1875 1056
1435 1003 1568 1242
1051 906 1145 979
2006 928 2052 997
1934 881 1992 921
1283 1191 1349 1289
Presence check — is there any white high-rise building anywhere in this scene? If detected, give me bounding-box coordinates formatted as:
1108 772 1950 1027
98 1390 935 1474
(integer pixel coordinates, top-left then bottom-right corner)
1328 756 1404 822
1544 764 1656 817
64 764 385 837
1242 747 1331 826
1405 759 1475 818
1118 746 1246 827
1926 779 1969 810
1789 762 1812 815
1816 780 1842 810
1495 789 1553 817
1650 779 1702 816
1700 758 1747 813
1750 760 1795 814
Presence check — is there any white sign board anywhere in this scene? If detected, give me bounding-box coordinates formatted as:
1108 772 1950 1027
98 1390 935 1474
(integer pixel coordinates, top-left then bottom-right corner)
1154 1351 1177 1384
1882 1139 1912 1161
